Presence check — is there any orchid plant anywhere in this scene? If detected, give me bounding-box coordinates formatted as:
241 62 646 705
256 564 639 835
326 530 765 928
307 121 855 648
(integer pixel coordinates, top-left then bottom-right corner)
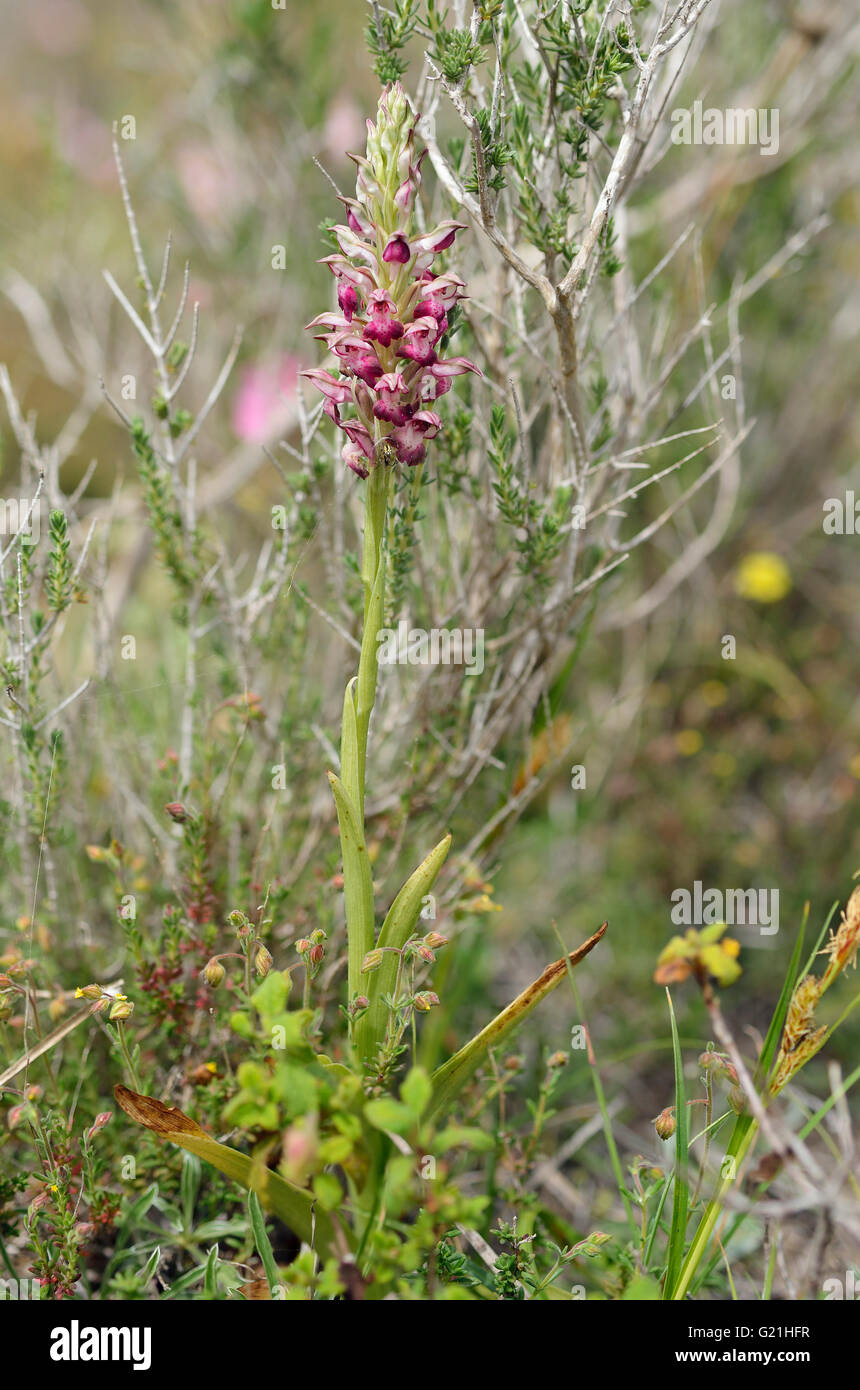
114 84 605 1289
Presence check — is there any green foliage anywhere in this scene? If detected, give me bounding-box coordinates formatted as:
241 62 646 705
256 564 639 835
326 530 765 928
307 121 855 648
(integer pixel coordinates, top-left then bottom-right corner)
366 0 419 84
129 417 196 593
487 403 570 588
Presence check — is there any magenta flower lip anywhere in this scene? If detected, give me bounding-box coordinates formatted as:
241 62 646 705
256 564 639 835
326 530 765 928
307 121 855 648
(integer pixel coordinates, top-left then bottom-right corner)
382 233 411 264
304 85 479 473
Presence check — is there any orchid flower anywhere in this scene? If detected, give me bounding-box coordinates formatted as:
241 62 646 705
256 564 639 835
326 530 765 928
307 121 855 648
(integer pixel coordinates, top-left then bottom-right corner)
303 82 480 474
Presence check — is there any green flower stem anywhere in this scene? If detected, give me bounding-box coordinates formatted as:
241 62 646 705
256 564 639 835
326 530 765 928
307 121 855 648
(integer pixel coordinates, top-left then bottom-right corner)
353 458 392 819
337 453 393 1046
115 1021 143 1094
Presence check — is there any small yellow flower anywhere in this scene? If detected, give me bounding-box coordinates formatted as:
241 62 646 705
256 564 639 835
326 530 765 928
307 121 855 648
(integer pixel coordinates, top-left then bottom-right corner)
699 680 727 708
734 551 792 603
675 729 703 757
654 923 742 988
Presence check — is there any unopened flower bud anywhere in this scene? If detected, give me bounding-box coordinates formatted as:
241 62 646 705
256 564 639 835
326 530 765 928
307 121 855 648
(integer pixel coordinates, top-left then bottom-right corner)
164 801 188 823
85 1112 112 1141
310 929 327 945
254 946 274 978
203 958 226 988
547 1050 569 1069
728 1085 746 1114
699 1049 737 1083
295 937 311 956
413 990 440 1012
349 995 370 1019
109 998 134 1021
424 932 448 950
308 943 324 967
577 1231 611 1256
654 1106 676 1140
76 984 104 1000
361 949 384 973
416 944 435 963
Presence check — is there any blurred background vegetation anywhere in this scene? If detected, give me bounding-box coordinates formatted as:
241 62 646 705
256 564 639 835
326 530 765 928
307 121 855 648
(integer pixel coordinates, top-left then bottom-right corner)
1 0 858 1290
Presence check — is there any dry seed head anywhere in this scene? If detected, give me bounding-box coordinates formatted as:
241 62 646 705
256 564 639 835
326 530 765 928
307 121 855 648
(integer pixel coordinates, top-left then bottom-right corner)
820 885 860 990
769 973 827 1095
654 1107 676 1140
203 957 226 988
254 946 274 978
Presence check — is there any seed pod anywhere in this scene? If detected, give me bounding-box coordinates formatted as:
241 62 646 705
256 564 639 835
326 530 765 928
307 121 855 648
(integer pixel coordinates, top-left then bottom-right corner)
203 958 226 988
654 1106 676 1140
254 946 274 979
413 990 440 1012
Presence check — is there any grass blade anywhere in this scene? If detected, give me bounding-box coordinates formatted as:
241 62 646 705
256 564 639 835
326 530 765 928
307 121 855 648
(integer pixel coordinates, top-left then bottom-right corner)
663 988 689 1298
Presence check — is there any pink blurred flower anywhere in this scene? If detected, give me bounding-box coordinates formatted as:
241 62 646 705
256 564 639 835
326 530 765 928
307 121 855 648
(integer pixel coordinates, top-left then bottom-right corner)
231 356 302 444
26 0 91 56
323 98 364 159
176 144 243 222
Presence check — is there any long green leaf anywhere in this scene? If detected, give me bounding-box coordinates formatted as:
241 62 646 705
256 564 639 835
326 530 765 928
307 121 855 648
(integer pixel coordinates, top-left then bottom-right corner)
340 677 361 814
425 924 606 1123
755 903 809 1090
328 770 375 1007
663 988 689 1298
360 833 452 1060
114 1085 345 1259
248 1191 281 1295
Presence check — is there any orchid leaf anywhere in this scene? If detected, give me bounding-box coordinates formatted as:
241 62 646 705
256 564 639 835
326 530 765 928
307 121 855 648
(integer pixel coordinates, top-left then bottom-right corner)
359 832 452 1059
425 923 607 1122
328 769 375 1006
114 1085 346 1258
